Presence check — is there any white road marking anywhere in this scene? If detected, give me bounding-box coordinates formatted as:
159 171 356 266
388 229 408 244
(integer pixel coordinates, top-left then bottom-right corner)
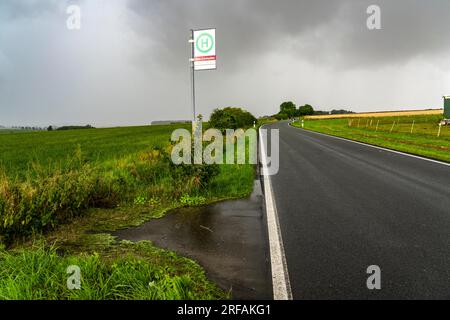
288 122 450 168
259 126 293 300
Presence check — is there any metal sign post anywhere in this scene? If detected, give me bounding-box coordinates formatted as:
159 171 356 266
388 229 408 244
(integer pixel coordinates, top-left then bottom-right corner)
189 30 196 121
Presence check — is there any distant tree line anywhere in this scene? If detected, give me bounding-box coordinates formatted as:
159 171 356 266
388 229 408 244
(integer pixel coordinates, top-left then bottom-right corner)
274 101 315 119
273 101 354 119
1 124 96 131
5 126 46 131
329 109 355 115
54 125 95 131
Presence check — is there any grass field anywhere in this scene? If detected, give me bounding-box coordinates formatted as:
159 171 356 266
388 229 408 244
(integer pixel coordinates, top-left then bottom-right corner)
0 123 255 299
293 114 450 163
0 125 190 177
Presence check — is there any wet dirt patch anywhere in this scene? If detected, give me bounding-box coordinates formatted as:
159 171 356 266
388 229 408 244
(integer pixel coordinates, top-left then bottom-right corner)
113 181 272 299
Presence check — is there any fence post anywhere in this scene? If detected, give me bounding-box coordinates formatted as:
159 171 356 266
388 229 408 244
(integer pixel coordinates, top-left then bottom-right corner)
390 121 395 133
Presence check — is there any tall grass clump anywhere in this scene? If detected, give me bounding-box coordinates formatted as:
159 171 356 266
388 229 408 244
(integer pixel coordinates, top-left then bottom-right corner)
0 146 219 244
0 242 223 300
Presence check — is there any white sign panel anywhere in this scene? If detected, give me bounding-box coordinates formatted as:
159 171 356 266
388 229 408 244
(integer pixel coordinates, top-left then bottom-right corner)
193 29 216 71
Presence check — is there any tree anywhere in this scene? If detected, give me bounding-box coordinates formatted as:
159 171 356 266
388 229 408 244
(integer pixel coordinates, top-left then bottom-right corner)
298 104 314 116
47 125 53 131
274 113 288 120
209 107 257 131
279 101 297 119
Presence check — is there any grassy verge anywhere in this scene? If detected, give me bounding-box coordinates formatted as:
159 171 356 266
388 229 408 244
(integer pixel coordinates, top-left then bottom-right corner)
0 124 255 299
292 114 450 163
0 240 225 300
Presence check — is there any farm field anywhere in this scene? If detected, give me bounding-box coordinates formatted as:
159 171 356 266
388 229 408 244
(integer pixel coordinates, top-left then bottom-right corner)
0 124 189 177
292 114 450 163
304 108 443 120
0 124 255 299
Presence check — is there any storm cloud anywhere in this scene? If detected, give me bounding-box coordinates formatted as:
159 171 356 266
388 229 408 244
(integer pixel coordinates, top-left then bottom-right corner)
1 0 449 127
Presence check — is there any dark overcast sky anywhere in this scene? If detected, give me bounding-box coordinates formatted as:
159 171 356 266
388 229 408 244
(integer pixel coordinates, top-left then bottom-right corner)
1 0 449 127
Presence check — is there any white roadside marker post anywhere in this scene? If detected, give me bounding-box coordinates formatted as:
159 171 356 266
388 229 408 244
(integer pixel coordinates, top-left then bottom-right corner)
376 120 379 132
390 121 395 133
410 120 415 134
437 124 442 137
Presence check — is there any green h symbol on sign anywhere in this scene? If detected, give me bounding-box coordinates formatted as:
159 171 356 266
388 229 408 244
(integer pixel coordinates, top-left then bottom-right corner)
200 37 210 49
196 33 214 54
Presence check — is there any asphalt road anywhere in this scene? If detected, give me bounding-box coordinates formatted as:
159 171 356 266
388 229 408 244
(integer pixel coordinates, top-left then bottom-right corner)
265 121 450 299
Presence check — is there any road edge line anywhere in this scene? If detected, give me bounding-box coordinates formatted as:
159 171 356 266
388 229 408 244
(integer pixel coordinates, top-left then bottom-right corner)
259 125 293 300
288 122 450 167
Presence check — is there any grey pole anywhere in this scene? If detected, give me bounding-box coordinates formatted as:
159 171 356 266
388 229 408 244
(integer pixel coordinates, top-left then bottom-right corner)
190 29 196 121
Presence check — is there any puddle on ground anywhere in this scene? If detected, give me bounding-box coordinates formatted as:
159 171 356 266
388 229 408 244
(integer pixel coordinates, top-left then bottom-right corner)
113 180 272 299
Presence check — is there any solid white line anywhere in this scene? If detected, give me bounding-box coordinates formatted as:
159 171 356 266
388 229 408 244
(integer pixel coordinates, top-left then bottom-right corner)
259 126 293 300
288 122 450 168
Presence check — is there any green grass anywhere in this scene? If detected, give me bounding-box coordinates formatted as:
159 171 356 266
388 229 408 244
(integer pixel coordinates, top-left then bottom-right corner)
0 123 255 300
0 124 189 178
0 241 225 300
292 114 450 162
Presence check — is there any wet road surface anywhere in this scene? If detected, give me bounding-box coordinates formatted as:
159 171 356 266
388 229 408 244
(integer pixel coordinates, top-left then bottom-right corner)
265 121 450 299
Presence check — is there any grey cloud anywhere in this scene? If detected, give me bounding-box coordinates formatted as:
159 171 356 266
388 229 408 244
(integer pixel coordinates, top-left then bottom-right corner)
0 0 60 20
126 0 343 71
127 0 450 70
0 0 449 127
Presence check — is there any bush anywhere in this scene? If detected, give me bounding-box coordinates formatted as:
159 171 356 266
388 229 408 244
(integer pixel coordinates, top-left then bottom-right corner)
0 165 112 243
298 104 315 116
209 107 257 131
279 101 297 118
274 113 289 120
